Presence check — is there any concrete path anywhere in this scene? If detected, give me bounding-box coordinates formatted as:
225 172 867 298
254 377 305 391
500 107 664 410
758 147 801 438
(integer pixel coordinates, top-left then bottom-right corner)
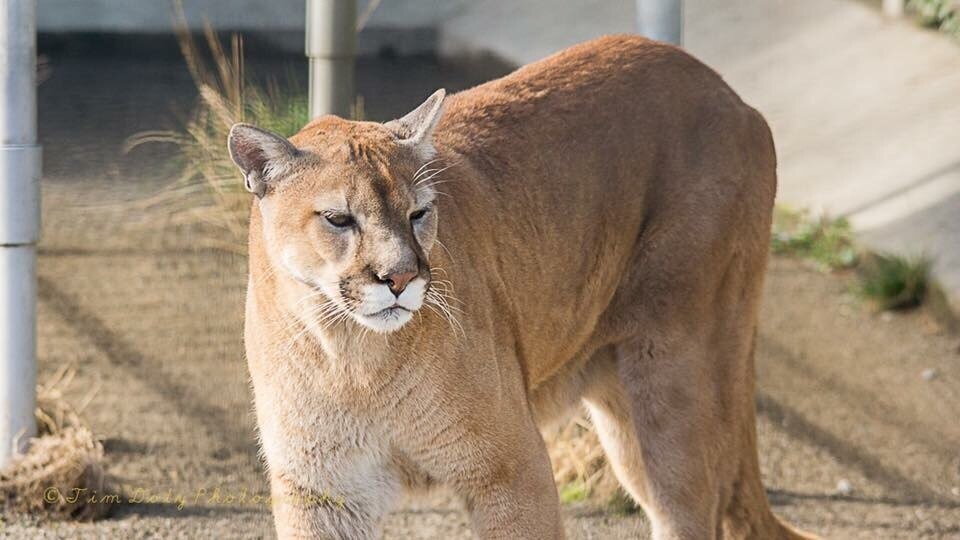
426 0 960 312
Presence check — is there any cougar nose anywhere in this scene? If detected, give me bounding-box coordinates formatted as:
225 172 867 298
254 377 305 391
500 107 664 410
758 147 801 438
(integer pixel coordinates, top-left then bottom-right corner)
380 271 417 297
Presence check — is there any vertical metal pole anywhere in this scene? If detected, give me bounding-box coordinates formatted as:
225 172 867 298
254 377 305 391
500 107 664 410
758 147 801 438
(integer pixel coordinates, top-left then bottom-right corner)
636 0 683 45
0 0 41 468
306 0 357 118
882 0 904 17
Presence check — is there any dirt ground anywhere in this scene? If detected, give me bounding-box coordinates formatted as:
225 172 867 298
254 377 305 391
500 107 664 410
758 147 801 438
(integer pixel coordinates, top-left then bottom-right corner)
4 42 960 539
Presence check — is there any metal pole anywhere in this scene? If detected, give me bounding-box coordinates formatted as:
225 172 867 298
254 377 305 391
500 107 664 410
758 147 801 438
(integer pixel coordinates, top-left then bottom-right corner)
0 0 41 468
306 0 357 118
882 0 904 17
636 0 683 45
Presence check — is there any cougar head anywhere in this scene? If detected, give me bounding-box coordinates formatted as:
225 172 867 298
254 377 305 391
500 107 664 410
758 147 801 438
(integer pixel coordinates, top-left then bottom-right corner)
229 90 448 334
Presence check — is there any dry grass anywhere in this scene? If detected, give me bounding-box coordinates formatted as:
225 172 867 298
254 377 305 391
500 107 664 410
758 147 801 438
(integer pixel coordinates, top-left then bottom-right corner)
543 410 623 505
0 366 110 521
126 10 256 251
127 2 379 252
126 2 310 252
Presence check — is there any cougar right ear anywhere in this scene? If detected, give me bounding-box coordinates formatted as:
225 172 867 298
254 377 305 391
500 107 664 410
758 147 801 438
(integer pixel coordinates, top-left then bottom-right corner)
385 89 446 160
228 123 300 198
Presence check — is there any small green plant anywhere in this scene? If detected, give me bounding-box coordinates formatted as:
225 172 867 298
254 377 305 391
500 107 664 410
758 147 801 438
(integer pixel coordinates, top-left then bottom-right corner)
246 83 309 139
908 0 960 39
771 207 858 271
559 480 588 504
858 253 931 310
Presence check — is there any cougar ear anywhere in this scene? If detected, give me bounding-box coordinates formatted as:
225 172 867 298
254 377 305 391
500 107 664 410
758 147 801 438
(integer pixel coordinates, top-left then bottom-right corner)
228 123 300 198
385 89 446 159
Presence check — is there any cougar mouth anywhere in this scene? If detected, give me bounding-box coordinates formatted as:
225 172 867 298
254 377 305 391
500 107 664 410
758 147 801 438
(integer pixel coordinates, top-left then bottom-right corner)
364 305 411 317
357 304 414 333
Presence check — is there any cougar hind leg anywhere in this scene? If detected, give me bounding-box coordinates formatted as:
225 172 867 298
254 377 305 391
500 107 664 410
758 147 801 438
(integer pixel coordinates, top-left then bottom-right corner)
583 324 814 539
582 237 806 538
583 334 724 539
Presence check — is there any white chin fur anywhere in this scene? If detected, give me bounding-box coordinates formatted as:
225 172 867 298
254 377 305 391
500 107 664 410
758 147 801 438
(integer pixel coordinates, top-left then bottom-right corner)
353 307 414 334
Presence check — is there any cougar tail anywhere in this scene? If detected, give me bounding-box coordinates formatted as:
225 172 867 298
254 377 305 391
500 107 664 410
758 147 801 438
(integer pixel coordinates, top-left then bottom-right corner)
722 450 819 539
722 374 819 540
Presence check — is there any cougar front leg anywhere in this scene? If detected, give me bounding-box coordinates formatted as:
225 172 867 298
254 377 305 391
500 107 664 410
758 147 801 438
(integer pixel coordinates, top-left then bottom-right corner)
253 385 399 539
399 379 564 539
461 421 563 539
270 446 399 539
461 424 563 540
268 463 397 540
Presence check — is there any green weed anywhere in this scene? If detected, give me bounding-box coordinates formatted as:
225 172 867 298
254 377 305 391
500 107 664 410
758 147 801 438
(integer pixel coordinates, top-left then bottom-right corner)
771 207 858 271
859 253 931 310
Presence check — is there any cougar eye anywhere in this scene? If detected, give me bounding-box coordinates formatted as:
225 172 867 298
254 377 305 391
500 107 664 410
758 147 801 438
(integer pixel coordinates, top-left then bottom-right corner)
321 212 355 229
410 208 429 221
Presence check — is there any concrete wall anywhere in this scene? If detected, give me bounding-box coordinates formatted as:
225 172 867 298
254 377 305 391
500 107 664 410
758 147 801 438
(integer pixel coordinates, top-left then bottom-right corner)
36 0 459 32
36 0 465 55
38 0 303 32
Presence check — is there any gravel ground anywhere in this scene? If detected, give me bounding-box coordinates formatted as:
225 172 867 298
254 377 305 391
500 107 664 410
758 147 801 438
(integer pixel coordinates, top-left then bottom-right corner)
3 39 959 539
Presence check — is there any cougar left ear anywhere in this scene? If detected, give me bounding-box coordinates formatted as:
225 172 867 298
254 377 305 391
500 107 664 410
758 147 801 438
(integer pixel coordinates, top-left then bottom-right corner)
228 123 300 198
385 89 446 159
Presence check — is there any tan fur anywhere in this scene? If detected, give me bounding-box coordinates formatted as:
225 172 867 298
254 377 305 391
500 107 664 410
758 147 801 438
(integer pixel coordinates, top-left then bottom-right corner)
239 35 816 539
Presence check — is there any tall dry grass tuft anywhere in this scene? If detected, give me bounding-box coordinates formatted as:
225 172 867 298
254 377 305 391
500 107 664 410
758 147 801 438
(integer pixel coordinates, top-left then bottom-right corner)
127 1 308 251
0 366 110 521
